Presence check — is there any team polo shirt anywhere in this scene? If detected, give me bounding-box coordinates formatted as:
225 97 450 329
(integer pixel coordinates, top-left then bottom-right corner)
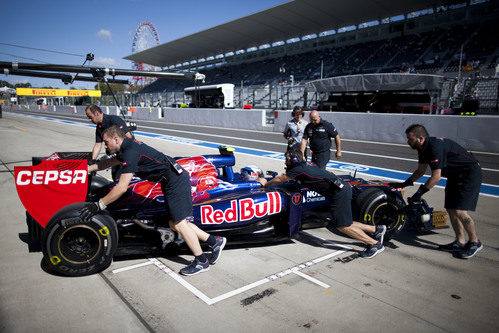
116 138 173 182
303 120 338 153
95 114 130 143
286 162 342 195
418 137 479 178
283 118 308 143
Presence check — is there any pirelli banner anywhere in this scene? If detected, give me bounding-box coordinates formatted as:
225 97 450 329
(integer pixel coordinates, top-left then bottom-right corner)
16 88 101 97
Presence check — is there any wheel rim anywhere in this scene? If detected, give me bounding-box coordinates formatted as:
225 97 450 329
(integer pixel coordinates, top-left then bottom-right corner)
370 202 401 232
57 225 102 264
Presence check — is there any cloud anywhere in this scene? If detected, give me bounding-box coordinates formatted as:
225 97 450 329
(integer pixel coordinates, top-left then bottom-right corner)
93 57 119 67
96 29 112 42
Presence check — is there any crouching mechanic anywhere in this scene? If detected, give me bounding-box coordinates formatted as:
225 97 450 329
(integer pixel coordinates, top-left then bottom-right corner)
81 125 226 275
389 124 483 259
256 148 386 258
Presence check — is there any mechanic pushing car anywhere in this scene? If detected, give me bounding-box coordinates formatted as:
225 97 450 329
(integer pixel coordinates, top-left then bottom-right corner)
83 125 227 275
300 110 342 170
85 104 132 180
390 124 483 259
257 147 386 258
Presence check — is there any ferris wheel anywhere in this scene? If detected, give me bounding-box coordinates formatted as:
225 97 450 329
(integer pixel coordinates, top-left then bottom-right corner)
131 21 160 86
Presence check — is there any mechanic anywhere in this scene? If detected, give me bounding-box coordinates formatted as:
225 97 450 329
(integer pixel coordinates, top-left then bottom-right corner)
300 110 342 169
389 124 482 259
256 147 386 258
283 106 308 155
82 125 227 275
85 104 132 180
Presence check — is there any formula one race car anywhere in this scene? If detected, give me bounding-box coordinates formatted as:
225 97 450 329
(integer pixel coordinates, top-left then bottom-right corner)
15 147 446 277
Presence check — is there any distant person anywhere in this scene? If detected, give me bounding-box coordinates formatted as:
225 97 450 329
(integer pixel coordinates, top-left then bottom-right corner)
300 110 341 169
389 124 483 259
283 106 308 154
257 148 386 258
85 104 132 180
83 125 226 275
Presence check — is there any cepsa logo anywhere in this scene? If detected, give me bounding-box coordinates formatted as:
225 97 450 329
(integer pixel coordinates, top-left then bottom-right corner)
16 170 87 185
201 192 281 224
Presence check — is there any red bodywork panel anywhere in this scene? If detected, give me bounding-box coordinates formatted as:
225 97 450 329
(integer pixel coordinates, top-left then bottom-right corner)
14 160 88 227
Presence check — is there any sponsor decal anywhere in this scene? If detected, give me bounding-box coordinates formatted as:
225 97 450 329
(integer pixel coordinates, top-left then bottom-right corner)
16 88 101 97
200 192 281 224
339 165 370 172
292 193 301 205
14 160 88 227
303 190 326 203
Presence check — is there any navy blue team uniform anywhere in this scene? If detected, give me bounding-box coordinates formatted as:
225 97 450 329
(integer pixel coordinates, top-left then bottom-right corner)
95 114 130 143
117 138 192 222
303 119 338 169
286 161 352 227
419 137 482 210
95 114 131 180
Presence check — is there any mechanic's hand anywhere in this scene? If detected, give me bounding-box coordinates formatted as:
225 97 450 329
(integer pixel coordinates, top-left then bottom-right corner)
79 200 105 220
335 151 342 159
388 179 414 189
408 185 429 204
256 177 267 187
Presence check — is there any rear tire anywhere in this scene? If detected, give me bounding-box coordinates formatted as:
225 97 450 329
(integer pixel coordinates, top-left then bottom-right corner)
41 203 118 277
355 189 406 241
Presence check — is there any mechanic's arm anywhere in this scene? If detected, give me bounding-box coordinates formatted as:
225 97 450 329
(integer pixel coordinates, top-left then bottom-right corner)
100 173 133 206
408 164 438 202
91 142 102 160
88 156 121 173
334 134 342 159
300 138 308 159
79 172 133 219
125 132 133 139
257 173 291 187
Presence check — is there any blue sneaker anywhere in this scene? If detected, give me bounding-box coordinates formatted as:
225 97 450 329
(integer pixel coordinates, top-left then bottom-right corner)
373 225 387 244
207 236 227 265
179 258 209 276
361 242 385 259
457 241 483 259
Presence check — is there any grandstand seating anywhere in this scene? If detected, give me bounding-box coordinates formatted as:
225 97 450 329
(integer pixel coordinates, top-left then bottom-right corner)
137 11 498 113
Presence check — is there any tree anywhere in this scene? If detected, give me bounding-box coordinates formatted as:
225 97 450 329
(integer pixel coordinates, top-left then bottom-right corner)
94 83 128 95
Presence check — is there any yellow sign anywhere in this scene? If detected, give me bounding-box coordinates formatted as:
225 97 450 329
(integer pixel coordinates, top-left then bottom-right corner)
16 88 101 97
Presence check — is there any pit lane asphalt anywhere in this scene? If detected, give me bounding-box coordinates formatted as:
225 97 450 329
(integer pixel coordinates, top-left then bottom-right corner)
1 112 498 332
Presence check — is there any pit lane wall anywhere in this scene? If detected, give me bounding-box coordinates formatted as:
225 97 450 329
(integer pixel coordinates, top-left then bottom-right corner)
7 105 498 152
274 110 499 153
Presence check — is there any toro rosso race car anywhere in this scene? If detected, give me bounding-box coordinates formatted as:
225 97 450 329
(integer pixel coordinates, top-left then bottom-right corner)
15 147 446 277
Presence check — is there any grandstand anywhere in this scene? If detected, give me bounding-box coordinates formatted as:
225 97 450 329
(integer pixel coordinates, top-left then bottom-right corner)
125 0 498 114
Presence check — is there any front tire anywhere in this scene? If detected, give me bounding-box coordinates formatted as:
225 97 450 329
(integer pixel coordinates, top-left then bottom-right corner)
355 189 406 241
41 203 118 277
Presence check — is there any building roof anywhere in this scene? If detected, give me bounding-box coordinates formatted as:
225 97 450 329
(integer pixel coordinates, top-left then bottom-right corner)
124 0 461 68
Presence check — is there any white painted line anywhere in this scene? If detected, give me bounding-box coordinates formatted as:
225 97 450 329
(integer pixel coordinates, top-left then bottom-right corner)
112 261 153 274
148 258 214 305
292 270 330 289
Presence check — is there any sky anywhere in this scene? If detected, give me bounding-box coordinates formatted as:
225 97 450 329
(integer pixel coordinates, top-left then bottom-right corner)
0 0 288 89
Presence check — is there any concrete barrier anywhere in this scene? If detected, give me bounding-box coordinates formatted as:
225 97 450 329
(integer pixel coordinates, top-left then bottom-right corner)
274 110 499 152
8 105 498 152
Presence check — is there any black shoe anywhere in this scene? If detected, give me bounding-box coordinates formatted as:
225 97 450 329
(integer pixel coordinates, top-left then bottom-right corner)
207 236 227 265
438 240 466 252
179 258 210 276
373 225 387 244
361 242 385 259
457 241 483 259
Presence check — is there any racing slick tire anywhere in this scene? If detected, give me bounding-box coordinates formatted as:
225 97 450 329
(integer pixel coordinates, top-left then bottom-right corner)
355 188 406 241
41 202 118 277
